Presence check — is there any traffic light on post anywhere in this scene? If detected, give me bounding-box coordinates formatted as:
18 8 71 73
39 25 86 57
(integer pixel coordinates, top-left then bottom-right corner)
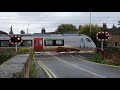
9 36 22 44
96 32 109 41
16 36 22 44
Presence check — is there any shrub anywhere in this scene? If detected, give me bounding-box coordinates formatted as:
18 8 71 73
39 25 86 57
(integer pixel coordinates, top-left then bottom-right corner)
0 48 16 53
17 48 33 54
0 53 16 65
88 53 107 64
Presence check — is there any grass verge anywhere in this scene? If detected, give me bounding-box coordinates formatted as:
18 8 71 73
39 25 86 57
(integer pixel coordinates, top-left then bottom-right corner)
29 52 39 78
88 53 108 64
88 53 120 67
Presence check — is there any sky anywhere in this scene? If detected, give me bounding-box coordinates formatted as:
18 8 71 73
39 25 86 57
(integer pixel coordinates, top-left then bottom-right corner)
0 12 120 34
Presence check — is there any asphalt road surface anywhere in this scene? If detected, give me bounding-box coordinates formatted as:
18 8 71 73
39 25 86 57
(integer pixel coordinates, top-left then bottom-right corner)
35 53 120 78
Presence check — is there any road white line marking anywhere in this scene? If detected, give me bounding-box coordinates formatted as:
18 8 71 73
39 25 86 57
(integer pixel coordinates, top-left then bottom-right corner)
71 55 86 60
53 56 106 78
36 58 53 60
71 55 86 61
71 55 119 68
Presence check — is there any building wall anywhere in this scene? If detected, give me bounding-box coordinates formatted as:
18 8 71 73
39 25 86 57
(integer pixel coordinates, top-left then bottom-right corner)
108 35 120 47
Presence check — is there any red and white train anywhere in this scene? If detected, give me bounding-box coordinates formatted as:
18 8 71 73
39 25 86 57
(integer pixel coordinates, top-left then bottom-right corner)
0 34 96 52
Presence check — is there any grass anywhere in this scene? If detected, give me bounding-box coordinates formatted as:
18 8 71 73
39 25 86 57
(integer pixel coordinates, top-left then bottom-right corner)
88 53 108 64
29 52 39 78
88 53 120 67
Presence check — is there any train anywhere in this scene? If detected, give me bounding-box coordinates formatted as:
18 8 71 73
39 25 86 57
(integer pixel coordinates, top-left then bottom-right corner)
0 33 96 52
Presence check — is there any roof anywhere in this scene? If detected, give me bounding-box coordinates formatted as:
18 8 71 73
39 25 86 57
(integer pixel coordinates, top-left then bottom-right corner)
7 33 84 36
107 28 120 35
0 30 7 34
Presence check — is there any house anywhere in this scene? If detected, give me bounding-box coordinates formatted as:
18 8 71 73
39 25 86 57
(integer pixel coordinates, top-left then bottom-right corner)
0 30 7 35
103 23 120 47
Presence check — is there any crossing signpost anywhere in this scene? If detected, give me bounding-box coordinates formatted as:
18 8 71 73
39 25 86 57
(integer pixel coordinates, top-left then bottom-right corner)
9 36 22 52
96 32 110 50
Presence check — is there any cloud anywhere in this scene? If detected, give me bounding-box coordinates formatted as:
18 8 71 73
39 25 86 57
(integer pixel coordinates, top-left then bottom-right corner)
0 12 120 34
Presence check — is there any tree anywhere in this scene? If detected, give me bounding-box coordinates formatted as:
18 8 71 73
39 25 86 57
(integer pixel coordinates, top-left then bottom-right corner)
78 24 107 47
41 28 46 34
20 30 25 34
78 25 82 30
112 24 117 29
55 24 78 34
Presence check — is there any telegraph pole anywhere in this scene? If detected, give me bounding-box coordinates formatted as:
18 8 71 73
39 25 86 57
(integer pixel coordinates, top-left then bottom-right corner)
90 12 91 37
27 24 29 34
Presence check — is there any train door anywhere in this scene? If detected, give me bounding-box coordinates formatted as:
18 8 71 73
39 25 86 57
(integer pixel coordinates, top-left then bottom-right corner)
34 38 43 52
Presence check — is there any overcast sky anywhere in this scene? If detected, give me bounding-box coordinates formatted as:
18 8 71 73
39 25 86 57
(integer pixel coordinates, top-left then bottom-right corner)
0 12 120 34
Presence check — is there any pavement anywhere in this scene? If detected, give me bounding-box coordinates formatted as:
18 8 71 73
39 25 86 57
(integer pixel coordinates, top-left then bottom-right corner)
35 53 120 78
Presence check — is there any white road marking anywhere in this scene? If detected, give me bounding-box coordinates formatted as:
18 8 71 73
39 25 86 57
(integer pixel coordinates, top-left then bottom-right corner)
53 56 106 78
36 58 53 60
71 55 120 69
70 55 86 60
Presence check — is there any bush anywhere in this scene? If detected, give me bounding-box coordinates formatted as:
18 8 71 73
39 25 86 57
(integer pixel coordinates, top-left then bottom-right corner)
0 53 16 65
88 53 107 64
0 48 16 53
17 48 33 54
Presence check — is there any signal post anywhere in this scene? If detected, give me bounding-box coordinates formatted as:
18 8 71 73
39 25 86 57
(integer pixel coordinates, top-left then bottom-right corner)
9 35 22 52
96 32 110 50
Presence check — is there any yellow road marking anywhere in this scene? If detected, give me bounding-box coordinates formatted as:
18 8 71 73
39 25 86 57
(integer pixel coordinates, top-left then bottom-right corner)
37 60 52 78
37 60 57 78
39 61 57 78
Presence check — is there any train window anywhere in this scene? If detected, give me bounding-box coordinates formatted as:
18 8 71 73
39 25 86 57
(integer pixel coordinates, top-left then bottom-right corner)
23 40 32 47
55 40 64 46
39 40 42 46
44 40 53 46
35 40 39 46
44 39 64 46
86 38 92 42
0 40 9 47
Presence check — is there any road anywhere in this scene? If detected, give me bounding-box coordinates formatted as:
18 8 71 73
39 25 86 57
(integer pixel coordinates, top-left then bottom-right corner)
35 53 120 78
